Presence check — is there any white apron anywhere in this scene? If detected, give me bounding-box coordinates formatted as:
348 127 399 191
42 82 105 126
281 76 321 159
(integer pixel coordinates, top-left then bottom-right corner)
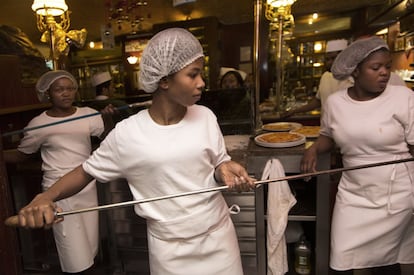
146 195 243 275
330 154 414 270
44 172 99 273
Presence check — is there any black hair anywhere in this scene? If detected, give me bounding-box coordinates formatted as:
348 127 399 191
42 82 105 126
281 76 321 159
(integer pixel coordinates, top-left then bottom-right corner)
95 80 111 96
220 70 244 88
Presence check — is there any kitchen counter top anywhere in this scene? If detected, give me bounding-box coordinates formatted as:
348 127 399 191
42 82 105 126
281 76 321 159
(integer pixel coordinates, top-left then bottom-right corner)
260 111 320 125
225 134 316 168
247 137 312 155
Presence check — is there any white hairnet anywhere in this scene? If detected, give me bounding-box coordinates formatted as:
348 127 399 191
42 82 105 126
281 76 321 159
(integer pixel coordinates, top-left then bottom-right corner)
331 36 389 80
36 70 78 93
139 28 204 93
35 70 78 102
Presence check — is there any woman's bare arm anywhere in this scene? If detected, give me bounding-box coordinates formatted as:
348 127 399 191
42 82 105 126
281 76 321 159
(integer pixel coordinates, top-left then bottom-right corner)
18 165 94 228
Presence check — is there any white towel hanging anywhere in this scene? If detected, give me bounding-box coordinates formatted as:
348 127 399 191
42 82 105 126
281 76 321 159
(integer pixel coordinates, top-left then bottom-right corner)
264 158 297 275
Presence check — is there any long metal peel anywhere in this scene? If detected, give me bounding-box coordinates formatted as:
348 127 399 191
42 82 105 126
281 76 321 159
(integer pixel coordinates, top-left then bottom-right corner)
2 100 152 137
5 156 414 227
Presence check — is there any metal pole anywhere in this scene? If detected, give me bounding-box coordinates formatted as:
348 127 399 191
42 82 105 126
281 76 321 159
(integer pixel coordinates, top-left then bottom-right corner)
253 0 262 133
2 100 152 137
275 14 283 111
5 157 414 227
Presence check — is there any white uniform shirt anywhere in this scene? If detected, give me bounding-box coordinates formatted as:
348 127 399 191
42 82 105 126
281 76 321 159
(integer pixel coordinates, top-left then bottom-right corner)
321 85 414 270
83 105 244 275
84 104 230 221
316 72 405 113
17 106 104 272
315 71 353 108
18 107 104 188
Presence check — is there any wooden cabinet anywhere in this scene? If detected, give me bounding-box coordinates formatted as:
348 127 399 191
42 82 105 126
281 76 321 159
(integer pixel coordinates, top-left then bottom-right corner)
101 180 150 274
286 40 327 97
0 138 22 275
69 48 125 100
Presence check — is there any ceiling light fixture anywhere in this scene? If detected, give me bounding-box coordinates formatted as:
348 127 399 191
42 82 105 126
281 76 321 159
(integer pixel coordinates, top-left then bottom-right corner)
105 0 149 33
267 0 295 8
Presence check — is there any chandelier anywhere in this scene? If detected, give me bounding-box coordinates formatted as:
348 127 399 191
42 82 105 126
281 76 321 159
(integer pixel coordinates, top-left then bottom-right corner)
264 0 297 111
105 0 148 33
265 0 296 33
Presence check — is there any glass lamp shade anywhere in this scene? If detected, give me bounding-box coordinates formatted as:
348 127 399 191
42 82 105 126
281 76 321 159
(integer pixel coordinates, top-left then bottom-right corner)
32 0 68 16
127 56 139 65
267 0 296 8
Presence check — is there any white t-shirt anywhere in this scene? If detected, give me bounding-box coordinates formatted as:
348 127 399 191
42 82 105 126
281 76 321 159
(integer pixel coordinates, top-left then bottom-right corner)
18 107 104 188
83 104 242 274
321 84 414 269
17 106 104 272
84 104 231 222
315 71 353 107
316 71 406 112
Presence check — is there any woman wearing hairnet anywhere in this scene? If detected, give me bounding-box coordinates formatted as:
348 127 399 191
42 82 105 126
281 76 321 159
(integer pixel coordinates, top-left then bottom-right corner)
301 36 414 274
15 28 255 274
3 70 117 274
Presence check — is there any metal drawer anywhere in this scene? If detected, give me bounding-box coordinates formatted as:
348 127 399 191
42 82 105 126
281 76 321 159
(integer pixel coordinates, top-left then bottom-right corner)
235 223 256 238
224 192 255 207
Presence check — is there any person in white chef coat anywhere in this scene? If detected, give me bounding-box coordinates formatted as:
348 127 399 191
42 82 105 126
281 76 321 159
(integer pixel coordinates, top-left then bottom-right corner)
301 36 414 274
89 71 133 123
3 70 117 274
15 28 255 275
282 39 353 117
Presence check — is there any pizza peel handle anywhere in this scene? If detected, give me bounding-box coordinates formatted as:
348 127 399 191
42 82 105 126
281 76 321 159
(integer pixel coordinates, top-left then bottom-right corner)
5 215 18 227
5 157 414 228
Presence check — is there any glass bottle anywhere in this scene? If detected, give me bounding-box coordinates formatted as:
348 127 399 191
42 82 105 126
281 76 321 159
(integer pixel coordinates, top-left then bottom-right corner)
295 235 311 274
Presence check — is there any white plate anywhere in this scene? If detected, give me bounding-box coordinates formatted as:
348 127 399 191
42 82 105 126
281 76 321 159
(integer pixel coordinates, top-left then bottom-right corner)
290 126 321 138
262 122 303 132
254 132 306 148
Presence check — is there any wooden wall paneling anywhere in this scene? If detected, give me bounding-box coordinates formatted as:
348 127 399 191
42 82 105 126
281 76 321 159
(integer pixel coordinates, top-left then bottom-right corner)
0 55 38 109
0 133 22 275
220 22 254 70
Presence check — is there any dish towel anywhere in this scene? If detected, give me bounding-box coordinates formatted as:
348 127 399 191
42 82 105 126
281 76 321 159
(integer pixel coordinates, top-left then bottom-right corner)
263 158 297 275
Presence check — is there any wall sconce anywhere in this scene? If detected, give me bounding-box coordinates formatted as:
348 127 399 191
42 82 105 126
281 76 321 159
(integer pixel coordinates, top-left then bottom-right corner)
32 0 87 70
265 0 296 31
127 55 139 65
32 0 70 70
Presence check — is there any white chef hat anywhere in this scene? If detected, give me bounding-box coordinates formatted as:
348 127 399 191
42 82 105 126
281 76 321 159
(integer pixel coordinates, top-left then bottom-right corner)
326 39 348 53
331 36 389 80
139 28 204 93
91 71 112 87
220 67 247 80
36 70 78 102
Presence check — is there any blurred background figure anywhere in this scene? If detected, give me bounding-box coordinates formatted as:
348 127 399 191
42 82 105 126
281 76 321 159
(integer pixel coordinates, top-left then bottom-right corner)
219 67 246 89
282 39 352 117
90 71 133 123
3 70 114 275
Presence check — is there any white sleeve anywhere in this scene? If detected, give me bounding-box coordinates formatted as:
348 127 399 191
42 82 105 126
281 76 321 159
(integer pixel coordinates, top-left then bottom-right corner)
83 127 122 182
84 107 105 137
